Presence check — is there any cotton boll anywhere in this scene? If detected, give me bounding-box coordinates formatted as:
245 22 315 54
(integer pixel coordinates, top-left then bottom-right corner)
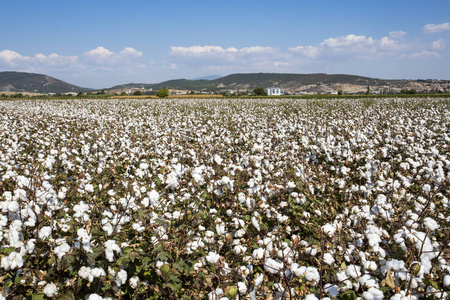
443 275 450 287
423 217 439 231
233 245 247 255
115 269 127 286
254 273 264 286
79 266 92 279
206 251 220 264
422 184 431 194
38 226 52 239
104 240 122 262
264 258 283 274
129 276 139 288
148 190 160 206
214 154 223 165
43 282 57 297
54 242 71 259
7 201 20 213
305 294 319 300
345 265 362 278
251 216 260 231
87 294 104 300
90 268 105 278
390 291 418 300
362 287 384 300
323 253 335 265
363 261 377 272
84 184 94 193
1 252 23 270
237 281 247 294
295 265 307 278
208 288 224 300
322 223 336 237
305 247 317 256
304 267 320 283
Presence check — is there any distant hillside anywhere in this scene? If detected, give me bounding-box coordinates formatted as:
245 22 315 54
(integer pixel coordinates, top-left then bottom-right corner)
109 73 393 93
211 72 387 88
0 71 91 93
110 79 216 91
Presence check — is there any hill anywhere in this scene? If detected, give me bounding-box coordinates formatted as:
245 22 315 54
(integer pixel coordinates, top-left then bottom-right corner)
109 73 448 95
108 73 394 94
0 71 91 93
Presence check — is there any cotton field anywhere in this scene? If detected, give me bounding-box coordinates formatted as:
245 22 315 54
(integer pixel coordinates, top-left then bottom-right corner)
0 97 449 300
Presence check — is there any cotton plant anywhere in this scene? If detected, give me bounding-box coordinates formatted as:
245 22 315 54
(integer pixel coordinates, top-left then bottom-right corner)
0 97 448 299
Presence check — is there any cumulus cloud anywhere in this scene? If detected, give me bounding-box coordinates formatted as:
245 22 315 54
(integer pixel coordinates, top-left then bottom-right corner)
409 50 441 58
389 31 407 39
289 46 320 58
169 31 424 74
423 22 450 33
120 47 143 57
431 39 446 50
0 50 77 69
0 46 143 71
320 34 375 49
34 53 78 67
289 33 408 60
169 45 280 69
83 46 142 65
169 45 275 58
0 46 145 87
170 45 238 57
0 50 28 66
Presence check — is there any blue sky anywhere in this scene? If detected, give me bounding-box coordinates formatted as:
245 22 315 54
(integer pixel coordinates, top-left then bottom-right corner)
1 0 449 88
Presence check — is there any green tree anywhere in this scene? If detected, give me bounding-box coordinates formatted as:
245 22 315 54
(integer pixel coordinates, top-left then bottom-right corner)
365 85 370 95
133 90 143 96
120 92 127 96
156 87 169 98
253 87 267 96
400 89 417 94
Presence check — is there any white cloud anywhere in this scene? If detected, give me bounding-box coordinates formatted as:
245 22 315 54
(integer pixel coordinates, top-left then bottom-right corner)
170 45 277 57
170 45 257 58
120 47 143 57
409 50 441 58
171 46 231 56
84 46 113 59
431 39 446 50
0 50 77 69
389 31 407 39
169 45 281 69
0 46 143 71
83 46 143 65
423 22 450 33
0 50 30 67
170 32 418 74
240 46 275 54
289 46 320 58
321 34 375 49
379 37 407 51
34 53 78 67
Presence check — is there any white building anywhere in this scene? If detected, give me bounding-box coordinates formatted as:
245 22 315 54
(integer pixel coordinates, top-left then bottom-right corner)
266 87 285 96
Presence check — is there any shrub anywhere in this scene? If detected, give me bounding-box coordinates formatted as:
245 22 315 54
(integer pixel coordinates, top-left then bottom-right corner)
156 88 169 98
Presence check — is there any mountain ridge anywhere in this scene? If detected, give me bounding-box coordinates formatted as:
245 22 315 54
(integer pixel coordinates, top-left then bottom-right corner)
0 71 91 93
108 73 449 94
1 71 448 94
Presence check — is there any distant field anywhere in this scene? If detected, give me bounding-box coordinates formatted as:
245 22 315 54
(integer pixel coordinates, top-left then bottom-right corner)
112 94 224 99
